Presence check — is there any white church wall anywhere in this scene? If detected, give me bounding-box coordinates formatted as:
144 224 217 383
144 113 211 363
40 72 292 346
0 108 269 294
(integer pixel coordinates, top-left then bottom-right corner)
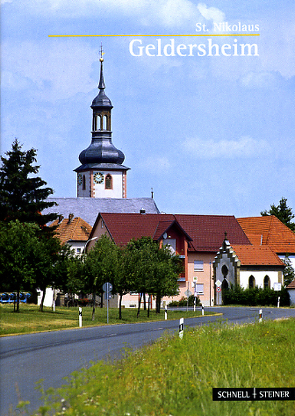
239 270 281 290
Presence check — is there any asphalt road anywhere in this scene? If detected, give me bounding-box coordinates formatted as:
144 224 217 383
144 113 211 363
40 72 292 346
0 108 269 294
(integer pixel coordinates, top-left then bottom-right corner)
1 306 295 415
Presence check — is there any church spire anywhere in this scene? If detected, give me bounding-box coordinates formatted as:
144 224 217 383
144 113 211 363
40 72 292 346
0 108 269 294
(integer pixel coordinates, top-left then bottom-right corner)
98 44 105 90
74 49 129 199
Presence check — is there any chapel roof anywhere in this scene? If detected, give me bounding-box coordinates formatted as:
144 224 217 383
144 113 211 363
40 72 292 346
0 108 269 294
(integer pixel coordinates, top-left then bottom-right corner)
237 215 295 254
231 244 285 266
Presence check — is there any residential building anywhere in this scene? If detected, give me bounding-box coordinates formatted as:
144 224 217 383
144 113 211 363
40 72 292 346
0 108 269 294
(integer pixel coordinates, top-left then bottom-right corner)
88 212 251 307
51 214 92 255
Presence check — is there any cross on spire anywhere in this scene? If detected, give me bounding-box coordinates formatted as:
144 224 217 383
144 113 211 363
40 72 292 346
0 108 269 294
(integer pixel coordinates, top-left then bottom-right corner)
100 43 104 62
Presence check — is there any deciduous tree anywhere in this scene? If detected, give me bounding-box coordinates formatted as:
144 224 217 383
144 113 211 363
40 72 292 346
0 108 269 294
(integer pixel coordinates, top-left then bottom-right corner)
0 221 40 311
84 235 118 320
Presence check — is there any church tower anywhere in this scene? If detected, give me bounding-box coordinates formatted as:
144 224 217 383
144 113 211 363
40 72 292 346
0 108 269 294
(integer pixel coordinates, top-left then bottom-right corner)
75 50 129 198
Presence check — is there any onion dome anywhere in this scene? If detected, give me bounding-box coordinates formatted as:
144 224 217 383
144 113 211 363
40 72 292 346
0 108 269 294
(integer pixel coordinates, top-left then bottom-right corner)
75 52 126 170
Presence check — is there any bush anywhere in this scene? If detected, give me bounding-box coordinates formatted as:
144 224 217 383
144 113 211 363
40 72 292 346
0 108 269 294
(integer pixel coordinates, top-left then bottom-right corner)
223 285 290 307
169 295 201 307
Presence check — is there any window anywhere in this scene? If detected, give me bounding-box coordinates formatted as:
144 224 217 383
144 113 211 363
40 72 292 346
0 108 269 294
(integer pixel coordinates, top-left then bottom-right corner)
82 175 86 190
103 115 108 130
77 248 81 254
105 174 113 189
195 283 204 295
194 260 204 271
93 114 101 131
249 275 255 288
264 275 270 289
222 265 228 278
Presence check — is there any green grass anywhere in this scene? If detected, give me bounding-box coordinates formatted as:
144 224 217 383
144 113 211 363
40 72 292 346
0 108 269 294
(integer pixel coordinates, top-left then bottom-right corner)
26 318 295 416
0 304 217 336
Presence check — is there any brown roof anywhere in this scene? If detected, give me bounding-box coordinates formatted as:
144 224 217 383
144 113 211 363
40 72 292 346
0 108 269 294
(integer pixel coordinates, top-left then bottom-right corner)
287 279 295 289
52 216 92 244
237 216 295 254
96 213 250 251
231 244 285 266
175 214 251 251
99 213 176 246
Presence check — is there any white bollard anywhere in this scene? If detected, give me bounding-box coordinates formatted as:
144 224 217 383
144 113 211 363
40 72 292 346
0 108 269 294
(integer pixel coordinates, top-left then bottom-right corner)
277 296 280 308
165 305 168 320
202 305 204 316
79 307 82 328
179 318 184 339
259 309 263 323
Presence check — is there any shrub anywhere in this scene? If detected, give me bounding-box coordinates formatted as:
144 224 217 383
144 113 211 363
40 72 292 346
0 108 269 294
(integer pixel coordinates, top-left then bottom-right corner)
223 285 290 306
169 295 201 307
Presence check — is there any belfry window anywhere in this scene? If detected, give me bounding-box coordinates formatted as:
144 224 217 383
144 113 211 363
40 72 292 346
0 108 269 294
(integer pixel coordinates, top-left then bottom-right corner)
103 115 108 130
93 115 101 131
105 174 112 189
82 175 86 190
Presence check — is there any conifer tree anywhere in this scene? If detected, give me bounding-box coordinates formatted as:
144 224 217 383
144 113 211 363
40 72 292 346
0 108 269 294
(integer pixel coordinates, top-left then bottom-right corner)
0 139 57 226
261 197 295 231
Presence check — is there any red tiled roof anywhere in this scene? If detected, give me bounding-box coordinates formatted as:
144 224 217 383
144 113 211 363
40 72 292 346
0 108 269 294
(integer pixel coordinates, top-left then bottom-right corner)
100 213 175 246
175 214 251 251
98 213 250 251
237 216 295 254
231 244 285 266
52 217 92 244
287 280 295 289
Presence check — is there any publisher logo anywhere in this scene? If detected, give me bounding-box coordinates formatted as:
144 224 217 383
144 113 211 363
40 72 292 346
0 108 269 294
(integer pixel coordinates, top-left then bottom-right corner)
213 388 295 401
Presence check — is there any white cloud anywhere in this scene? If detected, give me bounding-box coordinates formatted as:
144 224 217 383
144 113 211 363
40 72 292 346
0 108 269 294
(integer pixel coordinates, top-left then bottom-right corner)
183 135 270 159
197 3 225 23
5 0 225 28
141 156 171 172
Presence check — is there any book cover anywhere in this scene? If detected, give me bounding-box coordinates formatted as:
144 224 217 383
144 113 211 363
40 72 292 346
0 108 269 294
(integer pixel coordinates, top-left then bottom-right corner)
1 0 294 414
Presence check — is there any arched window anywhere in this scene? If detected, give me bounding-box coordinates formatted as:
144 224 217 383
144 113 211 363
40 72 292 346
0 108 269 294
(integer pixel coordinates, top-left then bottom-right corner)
103 115 108 130
222 265 228 278
105 174 112 189
249 275 255 288
82 175 86 190
93 115 101 131
264 275 270 289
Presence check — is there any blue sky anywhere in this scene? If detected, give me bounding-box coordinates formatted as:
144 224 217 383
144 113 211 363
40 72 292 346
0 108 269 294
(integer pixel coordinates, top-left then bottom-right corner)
1 0 295 217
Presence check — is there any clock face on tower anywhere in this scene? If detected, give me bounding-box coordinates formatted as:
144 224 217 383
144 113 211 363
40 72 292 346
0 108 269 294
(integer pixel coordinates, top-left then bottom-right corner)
77 173 83 185
94 172 104 184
